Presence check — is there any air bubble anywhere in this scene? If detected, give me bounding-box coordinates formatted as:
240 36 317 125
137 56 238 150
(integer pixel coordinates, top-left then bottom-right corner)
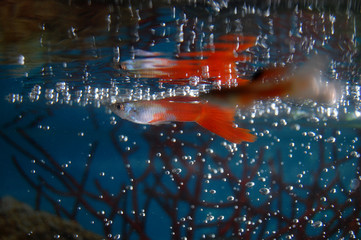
350 178 360 190
259 187 270 195
227 196 235 201
172 168 182 174
311 220 323 228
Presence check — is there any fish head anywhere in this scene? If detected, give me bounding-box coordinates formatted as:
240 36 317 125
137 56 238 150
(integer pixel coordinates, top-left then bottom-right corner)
110 101 155 124
110 102 139 123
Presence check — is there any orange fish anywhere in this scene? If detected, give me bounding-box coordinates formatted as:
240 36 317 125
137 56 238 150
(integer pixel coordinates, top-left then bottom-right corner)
121 35 256 85
110 96 256 144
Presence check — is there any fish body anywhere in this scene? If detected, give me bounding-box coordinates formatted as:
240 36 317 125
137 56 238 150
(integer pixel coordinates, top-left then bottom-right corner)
110 97 256 144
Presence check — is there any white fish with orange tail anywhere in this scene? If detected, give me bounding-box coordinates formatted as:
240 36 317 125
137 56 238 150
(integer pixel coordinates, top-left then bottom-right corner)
110 96 256 144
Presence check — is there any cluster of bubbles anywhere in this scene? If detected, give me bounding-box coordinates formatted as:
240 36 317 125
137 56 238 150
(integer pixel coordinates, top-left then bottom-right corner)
6 78 361 127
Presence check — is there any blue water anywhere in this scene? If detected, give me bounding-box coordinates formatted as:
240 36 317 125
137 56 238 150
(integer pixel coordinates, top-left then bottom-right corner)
1 1 361 239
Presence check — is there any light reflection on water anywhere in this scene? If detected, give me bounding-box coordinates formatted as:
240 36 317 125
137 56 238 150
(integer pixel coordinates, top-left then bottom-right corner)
1 0 361 239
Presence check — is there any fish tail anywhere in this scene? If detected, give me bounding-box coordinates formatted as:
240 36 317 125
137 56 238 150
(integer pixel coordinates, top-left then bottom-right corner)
196 104 256 143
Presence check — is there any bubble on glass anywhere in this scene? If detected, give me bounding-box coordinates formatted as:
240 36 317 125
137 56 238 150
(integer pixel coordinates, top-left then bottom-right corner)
172 168 182 174
311 220 323 228
350 151 360 158
110 116 117 125
204 213 215 223
350 178 360 191
227 195 235 201
209 189 216 194
245 182 255 188
259 187 271 195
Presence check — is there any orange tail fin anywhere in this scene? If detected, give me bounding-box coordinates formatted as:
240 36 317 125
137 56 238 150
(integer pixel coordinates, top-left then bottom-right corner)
196 104 256 144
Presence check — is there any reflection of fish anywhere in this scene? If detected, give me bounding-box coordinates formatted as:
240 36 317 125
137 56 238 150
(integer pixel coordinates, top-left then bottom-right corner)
110 97 256 144
201 55 338 107
120 35 256 85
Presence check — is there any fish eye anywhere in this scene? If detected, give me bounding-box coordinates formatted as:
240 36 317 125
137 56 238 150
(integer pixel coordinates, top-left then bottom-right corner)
115 104 124 111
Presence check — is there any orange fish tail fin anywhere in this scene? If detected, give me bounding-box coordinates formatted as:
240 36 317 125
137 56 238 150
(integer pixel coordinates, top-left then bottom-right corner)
196 104 256 144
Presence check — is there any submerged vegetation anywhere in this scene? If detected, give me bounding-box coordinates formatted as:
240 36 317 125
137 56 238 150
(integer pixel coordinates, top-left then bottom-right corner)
1 104 361 239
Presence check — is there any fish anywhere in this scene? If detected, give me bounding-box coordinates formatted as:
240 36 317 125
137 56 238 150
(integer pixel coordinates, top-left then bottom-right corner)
110 96 256 144
200 55 338 107
120 35 256 85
